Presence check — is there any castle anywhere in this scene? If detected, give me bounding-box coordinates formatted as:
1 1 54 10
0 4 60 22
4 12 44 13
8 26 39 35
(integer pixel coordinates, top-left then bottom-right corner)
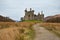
21 8 44 21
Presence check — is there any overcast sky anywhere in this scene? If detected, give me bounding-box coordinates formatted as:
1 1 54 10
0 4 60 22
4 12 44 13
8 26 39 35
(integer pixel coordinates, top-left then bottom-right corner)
0 0 60 21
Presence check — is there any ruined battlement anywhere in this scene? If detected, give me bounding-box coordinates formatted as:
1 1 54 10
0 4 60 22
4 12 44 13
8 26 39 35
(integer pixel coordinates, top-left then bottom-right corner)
21 8 44 21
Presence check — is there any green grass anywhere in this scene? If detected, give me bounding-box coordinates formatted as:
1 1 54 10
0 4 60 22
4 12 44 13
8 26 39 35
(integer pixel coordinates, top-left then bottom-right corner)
28 27 35 40
15 27 35 40
16 25 35 40
24 26 35 40
22 20 43 23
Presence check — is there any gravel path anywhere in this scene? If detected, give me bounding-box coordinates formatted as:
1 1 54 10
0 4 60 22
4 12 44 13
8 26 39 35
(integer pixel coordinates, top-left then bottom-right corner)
33 24 60 40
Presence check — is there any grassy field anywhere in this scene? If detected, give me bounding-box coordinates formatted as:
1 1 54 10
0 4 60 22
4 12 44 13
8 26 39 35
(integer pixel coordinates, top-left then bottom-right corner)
0 22 35 40
0 21 60 40
39 23 60 37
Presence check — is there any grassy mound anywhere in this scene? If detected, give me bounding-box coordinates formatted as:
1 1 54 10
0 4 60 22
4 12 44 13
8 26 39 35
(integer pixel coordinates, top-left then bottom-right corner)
22 20 43 23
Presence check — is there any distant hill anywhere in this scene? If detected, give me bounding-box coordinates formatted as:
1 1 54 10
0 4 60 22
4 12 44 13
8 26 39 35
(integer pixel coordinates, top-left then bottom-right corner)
0 15 15 22
44 14 60 23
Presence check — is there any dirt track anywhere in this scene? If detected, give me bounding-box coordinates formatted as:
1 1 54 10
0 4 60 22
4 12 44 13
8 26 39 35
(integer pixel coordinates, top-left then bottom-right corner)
33 24 60 40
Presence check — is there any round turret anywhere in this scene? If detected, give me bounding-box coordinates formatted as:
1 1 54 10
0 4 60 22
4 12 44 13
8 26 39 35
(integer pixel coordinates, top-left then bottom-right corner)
30 8 32 11
38 12 40 15
41 11 44 15
25 8 27 12
30 8 34 12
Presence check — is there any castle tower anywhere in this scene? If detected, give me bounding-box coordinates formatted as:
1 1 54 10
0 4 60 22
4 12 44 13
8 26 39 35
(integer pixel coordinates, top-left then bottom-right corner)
40 11 44 21
38 12 40 16
30 8 32 11
25 8 27 15
24 8 34 20
41 11 44 17
37 12 41 20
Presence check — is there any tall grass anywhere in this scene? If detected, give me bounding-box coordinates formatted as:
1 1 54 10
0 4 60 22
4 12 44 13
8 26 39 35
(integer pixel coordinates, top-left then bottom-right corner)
0 22 35 40
39 23 60 37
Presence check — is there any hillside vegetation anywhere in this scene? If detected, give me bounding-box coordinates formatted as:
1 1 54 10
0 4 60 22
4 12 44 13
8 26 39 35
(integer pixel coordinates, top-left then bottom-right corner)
0 22 35 40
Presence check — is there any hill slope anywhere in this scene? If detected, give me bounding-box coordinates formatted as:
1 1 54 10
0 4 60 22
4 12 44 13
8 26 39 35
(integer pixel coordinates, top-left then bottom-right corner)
0 15 15 22
44 14 60 23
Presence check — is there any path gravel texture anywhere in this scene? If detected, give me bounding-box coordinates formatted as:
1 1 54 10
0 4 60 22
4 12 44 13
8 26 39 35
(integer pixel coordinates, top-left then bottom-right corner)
33 24 60 40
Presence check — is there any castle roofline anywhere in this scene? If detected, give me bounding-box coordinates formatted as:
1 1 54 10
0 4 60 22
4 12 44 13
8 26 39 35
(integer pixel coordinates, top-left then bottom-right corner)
25 8 34 12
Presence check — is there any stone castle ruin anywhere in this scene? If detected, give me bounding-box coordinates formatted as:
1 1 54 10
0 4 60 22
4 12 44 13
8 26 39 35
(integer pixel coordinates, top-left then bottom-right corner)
21 8 44 21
